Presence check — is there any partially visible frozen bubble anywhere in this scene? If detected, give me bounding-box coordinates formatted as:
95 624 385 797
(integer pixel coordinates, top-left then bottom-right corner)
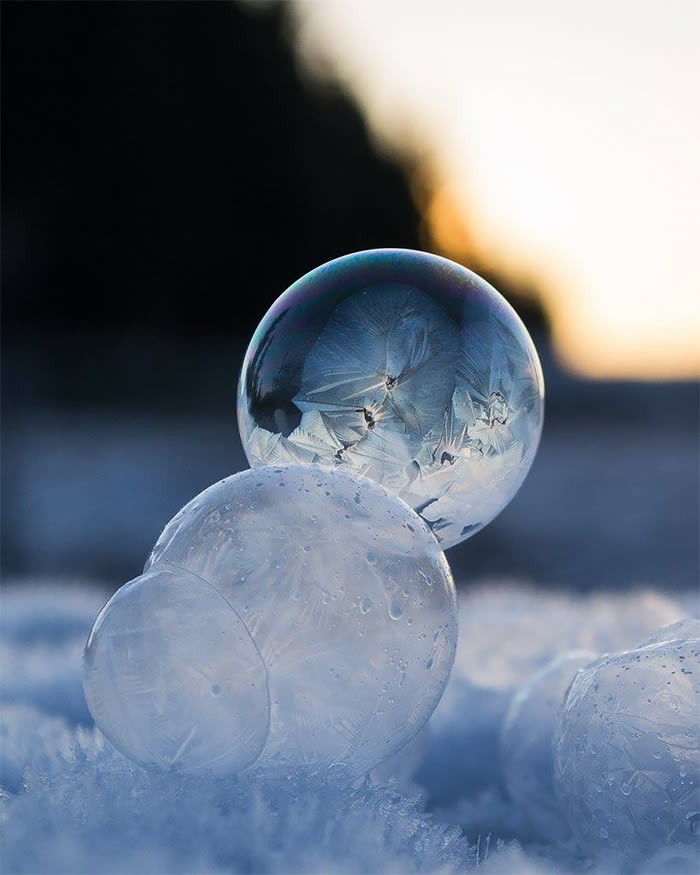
83 564 270 776
500 650 596 840
144 465 457 776
636 617 700 648
237 249 544 549
454 584 683 691
554 637 700 869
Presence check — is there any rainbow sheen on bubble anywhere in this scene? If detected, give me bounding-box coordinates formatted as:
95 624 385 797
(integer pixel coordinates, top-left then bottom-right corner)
238 249 544 548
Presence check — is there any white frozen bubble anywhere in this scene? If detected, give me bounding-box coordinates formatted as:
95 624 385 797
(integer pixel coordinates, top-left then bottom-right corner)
554 637 700 869
83 564 270 776
85 465 457 777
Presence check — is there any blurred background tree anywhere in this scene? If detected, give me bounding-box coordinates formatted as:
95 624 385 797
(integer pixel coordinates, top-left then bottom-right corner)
1 1 697 590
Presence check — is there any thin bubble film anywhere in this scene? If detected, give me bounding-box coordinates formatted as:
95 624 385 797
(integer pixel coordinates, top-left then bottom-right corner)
141 465 457 776
83 564 270 776
237 249 544 549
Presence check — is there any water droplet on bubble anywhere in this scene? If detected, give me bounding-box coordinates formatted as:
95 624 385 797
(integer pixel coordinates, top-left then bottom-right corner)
389 597 403 620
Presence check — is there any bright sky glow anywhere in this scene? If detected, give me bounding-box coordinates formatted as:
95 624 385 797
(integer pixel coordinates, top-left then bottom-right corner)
290 0 700 378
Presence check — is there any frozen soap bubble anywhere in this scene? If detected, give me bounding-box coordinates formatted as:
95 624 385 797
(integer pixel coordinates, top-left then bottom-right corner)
83 564 270 776
500 650 596 840
237 249 544 549
554 637 700 869
145 465 457 776
85 465 457 777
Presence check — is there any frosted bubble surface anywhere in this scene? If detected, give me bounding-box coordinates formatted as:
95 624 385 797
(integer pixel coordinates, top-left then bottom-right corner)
636 617 700 648
143 465 457 776
82 564 270 776
500 650 596 840
553 637 700 869
237 249 544 549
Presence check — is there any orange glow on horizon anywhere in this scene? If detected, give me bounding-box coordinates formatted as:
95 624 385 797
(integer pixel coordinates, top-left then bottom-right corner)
290 0 700 381
420 172 700 379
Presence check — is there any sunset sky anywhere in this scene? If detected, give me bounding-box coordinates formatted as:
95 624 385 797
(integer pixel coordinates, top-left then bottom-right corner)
288 0 699 379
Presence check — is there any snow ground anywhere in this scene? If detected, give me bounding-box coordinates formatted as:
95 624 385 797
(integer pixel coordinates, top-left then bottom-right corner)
1 579 696 874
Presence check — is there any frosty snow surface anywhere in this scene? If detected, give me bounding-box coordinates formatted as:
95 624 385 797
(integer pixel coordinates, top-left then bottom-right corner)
2 579 698 874
83 466 457 778
238 250 544 549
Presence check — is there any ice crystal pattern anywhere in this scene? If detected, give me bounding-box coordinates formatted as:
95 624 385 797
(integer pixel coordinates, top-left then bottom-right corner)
553 636 700 870
83 465 457 777
83 564 270 776
238 249 544 549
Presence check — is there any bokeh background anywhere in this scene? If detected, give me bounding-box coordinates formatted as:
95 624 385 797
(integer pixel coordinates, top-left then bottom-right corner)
2 0 698 593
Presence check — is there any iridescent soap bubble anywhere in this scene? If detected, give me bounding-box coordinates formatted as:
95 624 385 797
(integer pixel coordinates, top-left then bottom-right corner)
500 650 596 840
85 466 457 777
237 249 544 549
554 637 700 869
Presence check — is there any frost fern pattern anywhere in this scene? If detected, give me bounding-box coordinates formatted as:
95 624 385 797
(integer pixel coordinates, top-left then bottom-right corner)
240 251 544 549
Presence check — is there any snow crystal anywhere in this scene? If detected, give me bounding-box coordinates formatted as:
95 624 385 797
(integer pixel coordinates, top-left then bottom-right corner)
1 578 694 874
1 715 471 875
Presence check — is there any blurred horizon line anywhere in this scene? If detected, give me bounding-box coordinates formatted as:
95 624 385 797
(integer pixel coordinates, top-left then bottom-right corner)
286 0 700 381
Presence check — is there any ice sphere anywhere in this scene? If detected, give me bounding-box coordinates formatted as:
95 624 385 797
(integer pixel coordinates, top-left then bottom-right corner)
500 650 596 839
140 465 457 776
83 564 270 775
553 637 700 869
237 249 544 549
421 586 681 807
